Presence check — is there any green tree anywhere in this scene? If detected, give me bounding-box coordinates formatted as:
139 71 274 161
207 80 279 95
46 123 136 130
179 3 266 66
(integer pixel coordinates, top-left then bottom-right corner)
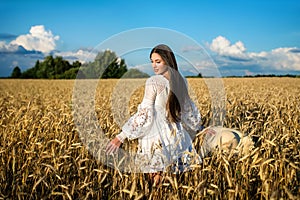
21 60 39 78
35 56 54 78
122 68 149 78
82 50 128 78
11 66 22 78
72 61 82 69
102 58 127 78
52 56 72 78
18 49 128 79
57 68 79 79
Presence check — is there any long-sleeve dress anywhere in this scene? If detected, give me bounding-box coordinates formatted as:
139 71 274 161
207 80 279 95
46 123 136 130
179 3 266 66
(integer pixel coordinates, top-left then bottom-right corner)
116 75 202 173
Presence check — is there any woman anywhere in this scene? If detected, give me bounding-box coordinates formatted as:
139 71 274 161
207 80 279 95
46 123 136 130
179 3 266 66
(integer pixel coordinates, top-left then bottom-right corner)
106 44 213 185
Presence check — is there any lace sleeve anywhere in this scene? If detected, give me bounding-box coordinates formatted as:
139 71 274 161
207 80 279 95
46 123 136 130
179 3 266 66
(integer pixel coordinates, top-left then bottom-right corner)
181 99 202 135
116 77 157 141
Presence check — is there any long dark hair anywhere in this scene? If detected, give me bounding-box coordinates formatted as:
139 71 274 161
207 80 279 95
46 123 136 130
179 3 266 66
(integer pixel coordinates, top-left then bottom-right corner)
150 44 189 123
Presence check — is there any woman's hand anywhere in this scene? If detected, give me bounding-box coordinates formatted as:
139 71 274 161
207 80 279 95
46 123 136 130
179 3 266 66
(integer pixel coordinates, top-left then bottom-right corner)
106 137 122 155
205 127 216 136
197 126 217 136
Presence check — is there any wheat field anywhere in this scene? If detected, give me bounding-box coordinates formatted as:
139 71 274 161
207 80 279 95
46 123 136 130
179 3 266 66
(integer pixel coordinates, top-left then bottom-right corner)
0 78 299 199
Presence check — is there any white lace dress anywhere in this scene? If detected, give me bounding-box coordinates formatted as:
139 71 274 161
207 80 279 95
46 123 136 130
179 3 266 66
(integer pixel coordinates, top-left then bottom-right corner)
116 75 202 173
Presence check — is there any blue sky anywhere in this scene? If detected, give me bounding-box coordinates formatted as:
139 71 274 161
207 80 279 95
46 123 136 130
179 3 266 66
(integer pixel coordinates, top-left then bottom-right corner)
0 0 300 77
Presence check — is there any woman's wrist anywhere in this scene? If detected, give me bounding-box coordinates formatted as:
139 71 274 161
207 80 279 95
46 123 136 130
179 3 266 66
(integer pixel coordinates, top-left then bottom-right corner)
116 131 126 143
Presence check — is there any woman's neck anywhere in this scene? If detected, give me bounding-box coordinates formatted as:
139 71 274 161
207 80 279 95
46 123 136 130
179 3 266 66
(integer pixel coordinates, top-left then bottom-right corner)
162 71 170 80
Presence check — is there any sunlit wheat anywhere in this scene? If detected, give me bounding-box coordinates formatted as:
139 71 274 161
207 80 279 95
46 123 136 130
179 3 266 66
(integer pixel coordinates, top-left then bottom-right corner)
0 78 299 199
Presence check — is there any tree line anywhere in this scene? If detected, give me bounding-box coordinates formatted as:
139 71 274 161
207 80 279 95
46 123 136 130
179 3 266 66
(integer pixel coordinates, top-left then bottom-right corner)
10 50 149 79
226 74 300 78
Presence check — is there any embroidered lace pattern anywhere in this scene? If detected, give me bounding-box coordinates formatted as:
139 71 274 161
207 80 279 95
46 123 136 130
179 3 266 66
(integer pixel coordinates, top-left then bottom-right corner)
116 75 202 173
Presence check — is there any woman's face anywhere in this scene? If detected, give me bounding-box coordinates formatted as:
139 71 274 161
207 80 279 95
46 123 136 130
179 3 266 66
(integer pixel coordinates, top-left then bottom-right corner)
150 53 168 76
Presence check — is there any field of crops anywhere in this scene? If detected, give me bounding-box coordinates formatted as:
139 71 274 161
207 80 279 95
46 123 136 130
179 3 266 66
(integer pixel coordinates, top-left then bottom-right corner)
0 78 299 199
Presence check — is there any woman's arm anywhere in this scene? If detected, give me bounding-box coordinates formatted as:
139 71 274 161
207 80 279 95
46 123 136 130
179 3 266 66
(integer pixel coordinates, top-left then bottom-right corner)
106 77 157 154
181 99 203 139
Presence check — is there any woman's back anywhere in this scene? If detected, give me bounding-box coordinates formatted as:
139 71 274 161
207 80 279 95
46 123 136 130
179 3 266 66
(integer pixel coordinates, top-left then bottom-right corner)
150 75 169 113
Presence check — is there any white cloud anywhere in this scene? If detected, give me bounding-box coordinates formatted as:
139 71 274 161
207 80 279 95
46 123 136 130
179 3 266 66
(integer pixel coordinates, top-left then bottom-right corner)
209 36 300 72
10 25 59 53
54 49 97 63
0 41 19 52
256 47 300 71
210 36 246 57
